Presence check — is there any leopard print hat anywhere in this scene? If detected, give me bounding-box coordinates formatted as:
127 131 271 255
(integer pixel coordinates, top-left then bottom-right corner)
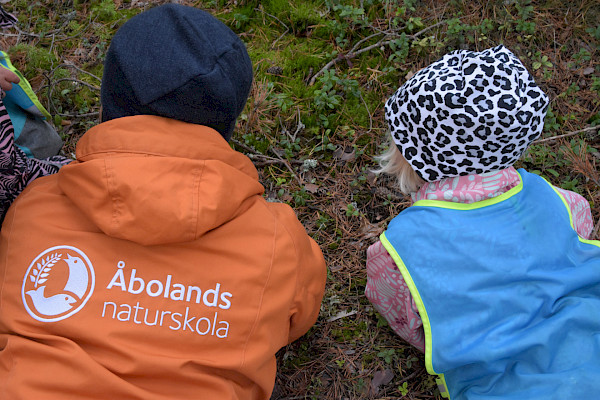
385 45 549 182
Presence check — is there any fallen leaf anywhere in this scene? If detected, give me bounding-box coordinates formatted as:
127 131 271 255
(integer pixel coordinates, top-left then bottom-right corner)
583 67 595 75
370 369 395 395
304 183 319 193
333 145 356 162
367 170 377 185
327 310 357 322
359 222 383 240
329 264 343 272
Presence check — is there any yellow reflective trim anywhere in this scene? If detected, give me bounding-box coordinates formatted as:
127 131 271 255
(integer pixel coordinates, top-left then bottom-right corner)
380 231 437 374
381 232 452 398
0 51 51 120
437 375 451 399
412 172 524 210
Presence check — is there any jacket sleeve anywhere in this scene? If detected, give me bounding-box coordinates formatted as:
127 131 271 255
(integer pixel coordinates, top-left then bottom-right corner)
278 207 326 344
0 93 27 224
0 92 70 225
553 186 594 239
365 240 425 352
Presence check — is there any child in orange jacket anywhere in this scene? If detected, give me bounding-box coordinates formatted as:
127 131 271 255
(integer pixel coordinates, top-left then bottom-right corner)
0 5 326 400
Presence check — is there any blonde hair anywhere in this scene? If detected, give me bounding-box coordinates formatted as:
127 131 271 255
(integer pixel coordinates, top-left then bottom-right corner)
373 134 425 195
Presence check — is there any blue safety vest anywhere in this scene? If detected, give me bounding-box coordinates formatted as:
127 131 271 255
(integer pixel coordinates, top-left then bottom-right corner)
382 169 600 399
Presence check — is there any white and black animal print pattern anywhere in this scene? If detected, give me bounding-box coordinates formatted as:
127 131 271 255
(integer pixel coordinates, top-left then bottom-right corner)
385 45 549 182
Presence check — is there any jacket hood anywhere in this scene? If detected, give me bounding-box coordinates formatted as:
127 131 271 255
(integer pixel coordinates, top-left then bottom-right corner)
58 116 264 246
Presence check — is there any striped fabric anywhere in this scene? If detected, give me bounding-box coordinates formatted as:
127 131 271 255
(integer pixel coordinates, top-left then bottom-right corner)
0 93 70 224
0 5 17 29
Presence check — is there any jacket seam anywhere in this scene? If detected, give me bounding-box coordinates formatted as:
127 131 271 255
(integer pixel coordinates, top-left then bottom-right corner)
104 157 120 235
263 204 302 341
240 208 277 368
191 164 205 240
279 216 302 339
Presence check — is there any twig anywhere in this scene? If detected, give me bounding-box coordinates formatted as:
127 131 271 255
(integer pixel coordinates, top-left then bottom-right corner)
359 91 373 132
51 78 100 91
327 310 358 322
233 134 303 185
533 126 600 144
231 138 305 168
52 63 102 82
348 31 385 54
397 368 424 385
255 6 289 49
308 20 447 85
0 26 61 38
56 111 99 118
271 150 304 186
231 138 257 155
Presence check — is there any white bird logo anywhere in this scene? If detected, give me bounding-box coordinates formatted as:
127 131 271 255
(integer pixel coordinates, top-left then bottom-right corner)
62 255 89 299
26 286 76 316
23 246 95 322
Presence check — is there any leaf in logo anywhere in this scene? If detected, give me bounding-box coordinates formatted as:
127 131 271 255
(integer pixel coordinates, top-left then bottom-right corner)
32 253 62 288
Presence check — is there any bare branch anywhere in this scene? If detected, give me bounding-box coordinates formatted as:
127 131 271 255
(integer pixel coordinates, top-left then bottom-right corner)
308 20 448 85
533 126 600 144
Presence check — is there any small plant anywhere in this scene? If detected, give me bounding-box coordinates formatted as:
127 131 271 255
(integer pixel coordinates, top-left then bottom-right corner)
232 12 250 29
316 213 332 230
345 202 360 217
515 0 535 35
314 129 337 153
405 355 420 369
586 25 600 42
293 188 310 206
591 77 600 94
377 348 396 364
402 0 418 13
573 48 592 62
532 52 552 71
388 34 410 64
398 381 409 396
543 107 560 133
314 70 343 112
405 16 424 33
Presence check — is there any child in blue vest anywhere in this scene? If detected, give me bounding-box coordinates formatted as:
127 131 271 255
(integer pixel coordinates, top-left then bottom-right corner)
366 45 600 399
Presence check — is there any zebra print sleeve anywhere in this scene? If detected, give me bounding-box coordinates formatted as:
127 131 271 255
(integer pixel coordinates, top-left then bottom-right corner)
0 91 71 224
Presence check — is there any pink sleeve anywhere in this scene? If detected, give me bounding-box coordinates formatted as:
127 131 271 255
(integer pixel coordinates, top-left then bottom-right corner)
554 187 594 240
365 240 425 352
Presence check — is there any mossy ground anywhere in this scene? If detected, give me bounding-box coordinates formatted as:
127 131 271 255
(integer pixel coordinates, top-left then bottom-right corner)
2 0 599 398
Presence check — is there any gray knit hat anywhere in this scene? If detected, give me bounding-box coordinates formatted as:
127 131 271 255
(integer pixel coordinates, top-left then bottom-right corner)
385 45 549 182
101 4 253 142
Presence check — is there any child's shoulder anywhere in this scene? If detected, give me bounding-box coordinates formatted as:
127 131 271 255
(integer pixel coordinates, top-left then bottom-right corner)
413 167 520 204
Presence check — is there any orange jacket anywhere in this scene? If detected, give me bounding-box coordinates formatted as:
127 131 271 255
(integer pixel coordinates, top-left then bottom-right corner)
0 116 326 399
